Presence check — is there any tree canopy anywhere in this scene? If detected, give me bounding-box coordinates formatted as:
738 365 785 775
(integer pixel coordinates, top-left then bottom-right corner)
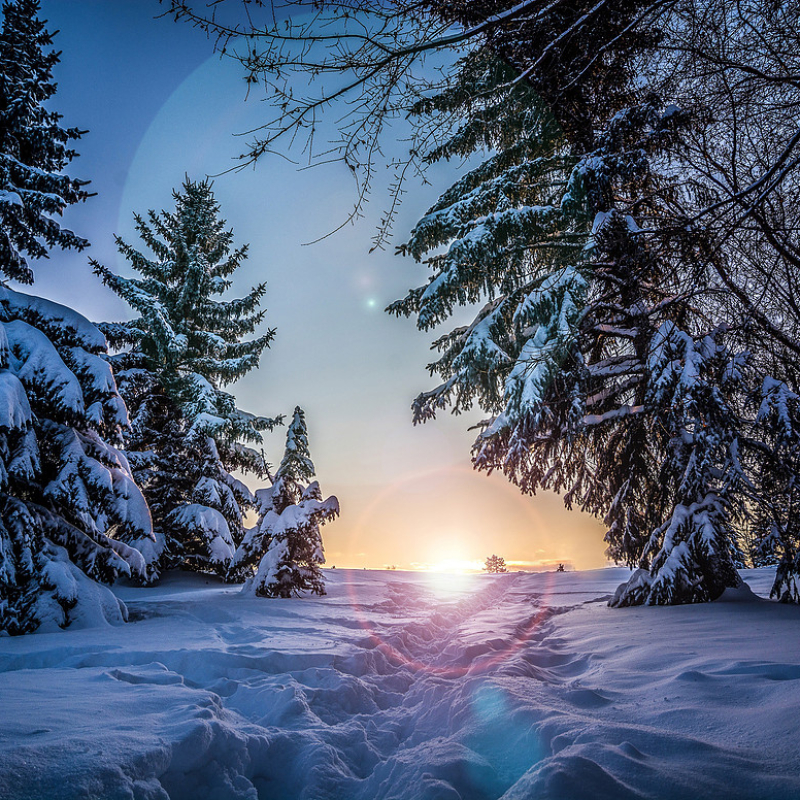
163 0 800 604
0 0 89 284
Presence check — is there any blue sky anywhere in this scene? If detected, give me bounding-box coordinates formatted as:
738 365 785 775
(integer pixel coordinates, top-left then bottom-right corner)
37 0 606 571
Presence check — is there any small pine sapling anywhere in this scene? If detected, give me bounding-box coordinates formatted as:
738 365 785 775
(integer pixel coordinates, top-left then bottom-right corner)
236 407 338 597
483 554 508 574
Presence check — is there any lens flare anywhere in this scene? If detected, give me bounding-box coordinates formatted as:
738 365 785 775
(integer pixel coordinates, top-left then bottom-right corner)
340 569 556 679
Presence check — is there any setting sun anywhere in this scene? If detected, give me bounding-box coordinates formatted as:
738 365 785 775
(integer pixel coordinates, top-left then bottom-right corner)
422 558 486 574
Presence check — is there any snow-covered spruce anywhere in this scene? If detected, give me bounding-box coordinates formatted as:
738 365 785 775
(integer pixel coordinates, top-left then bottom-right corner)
610 324 747 605
0 0 89 284
235 407 338 597
93 179 278 580
390 46 747 604
0 0 154 634
748 376 800 602
0 287 155 634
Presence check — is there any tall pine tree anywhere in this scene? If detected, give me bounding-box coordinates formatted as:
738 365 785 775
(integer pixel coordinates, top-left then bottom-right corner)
390 16 746 604
0 0 155 634
94 179 278 579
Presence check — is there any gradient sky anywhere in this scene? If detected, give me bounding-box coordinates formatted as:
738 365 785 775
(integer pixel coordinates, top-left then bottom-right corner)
36 0 607 571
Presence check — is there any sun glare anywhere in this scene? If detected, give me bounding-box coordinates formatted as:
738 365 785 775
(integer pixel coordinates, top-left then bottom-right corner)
426 558 486 574
414 553 497 595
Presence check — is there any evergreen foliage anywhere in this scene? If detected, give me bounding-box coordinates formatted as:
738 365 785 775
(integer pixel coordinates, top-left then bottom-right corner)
748 378 800 602
236 407 338 597
407 1 800 604
0 0 89 284
165 0 800 604
94 179 278 579
0 288 155 634
483 554 507 574
0 2 154 634
610 325 748 605
390 19 746 604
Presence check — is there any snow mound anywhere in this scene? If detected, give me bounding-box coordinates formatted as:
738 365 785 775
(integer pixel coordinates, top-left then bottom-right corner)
33 545 128 633
0 568 798 799
714 582 762 603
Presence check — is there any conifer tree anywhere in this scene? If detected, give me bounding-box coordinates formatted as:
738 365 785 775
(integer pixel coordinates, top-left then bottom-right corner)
610 325 747 605
413 0 798 606
236 407 338 597
0 289 157 634
748 377 800 601
0 2 155 634
0 0 89 284
390 31 746 603
483 555 507 574
94 179 278 579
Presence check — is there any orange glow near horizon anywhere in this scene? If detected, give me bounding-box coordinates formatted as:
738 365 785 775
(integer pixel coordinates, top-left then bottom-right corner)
323 464 609 573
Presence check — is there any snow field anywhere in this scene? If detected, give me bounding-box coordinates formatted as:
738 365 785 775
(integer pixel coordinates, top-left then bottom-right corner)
0 568 798 799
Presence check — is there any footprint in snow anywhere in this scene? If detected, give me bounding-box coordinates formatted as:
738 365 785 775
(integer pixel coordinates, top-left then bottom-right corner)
106 663 185 686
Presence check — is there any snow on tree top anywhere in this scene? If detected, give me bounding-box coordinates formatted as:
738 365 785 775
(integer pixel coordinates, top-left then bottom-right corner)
0 286 106 351
0 370 31 431
5 318 85 416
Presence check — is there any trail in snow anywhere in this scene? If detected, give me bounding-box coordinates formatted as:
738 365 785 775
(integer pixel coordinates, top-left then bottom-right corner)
1 568 799 800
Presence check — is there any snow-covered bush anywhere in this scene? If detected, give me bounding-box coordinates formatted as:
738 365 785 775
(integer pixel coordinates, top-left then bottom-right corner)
236 408 338 597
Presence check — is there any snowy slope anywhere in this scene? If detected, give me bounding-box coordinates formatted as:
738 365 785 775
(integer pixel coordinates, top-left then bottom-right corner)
0 568 798 800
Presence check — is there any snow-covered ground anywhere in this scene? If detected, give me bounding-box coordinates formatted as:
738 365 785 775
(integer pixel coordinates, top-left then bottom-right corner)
1 567 798 800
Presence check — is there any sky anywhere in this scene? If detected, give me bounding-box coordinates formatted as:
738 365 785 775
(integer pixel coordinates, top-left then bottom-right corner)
36 0 607 572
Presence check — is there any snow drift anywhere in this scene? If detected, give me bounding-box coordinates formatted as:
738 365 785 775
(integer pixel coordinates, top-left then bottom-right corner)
0 567 798 799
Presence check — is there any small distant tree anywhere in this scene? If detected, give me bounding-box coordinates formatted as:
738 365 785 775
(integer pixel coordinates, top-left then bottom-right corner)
483 554 508 574
235 407 339 597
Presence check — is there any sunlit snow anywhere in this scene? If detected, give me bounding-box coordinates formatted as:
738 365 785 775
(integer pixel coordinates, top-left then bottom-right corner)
1 568 798 799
